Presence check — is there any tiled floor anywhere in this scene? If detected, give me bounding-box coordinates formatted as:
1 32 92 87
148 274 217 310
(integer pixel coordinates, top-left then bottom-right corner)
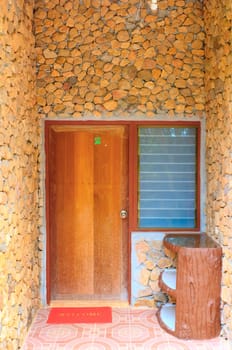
22 308 231 350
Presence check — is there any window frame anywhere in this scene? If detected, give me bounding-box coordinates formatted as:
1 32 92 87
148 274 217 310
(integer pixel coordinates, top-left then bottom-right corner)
129 121 201 232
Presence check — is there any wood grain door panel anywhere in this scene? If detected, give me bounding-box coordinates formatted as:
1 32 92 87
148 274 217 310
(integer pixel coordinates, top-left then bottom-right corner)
48 125 128 301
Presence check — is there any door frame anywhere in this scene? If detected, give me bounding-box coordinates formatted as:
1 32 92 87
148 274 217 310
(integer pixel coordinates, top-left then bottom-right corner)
45 120 133 304
45 119 201 304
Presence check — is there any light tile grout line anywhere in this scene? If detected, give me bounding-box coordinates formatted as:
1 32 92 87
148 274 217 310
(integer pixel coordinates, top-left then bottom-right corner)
128 308 133 350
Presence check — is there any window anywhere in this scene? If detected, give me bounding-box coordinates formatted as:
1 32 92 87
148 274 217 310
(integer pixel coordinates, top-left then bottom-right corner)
137 125 200 230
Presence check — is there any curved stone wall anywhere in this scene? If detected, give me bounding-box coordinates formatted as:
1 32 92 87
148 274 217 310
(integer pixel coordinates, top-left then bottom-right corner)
204 0 232 341
0 1 40 348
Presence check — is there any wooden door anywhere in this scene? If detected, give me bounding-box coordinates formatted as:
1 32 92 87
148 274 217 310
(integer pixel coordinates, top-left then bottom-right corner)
47 125 128 302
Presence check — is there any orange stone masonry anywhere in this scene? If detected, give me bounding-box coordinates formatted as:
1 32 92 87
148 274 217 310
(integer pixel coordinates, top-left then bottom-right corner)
133 235 175 308
34 0 205 119
0 1 40 349
204 0 232 341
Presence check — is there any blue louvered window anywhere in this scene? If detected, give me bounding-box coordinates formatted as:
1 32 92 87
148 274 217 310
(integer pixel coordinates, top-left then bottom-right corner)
138 126 198 229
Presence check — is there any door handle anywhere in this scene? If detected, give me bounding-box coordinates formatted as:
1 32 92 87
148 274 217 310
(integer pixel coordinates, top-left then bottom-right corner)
120 209 128 219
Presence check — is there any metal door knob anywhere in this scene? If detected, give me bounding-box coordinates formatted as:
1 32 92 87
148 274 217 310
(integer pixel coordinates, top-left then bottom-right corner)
120 209 128 219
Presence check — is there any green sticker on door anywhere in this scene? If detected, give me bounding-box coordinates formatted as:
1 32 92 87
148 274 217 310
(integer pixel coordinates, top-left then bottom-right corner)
94 136 101 145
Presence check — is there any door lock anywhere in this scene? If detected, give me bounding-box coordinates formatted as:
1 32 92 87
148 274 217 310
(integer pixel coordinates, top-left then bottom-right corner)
120 209 128 219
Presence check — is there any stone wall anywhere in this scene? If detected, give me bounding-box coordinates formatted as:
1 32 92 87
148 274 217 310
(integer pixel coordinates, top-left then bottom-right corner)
34 0 205 119
131 232 176 307
0 1 40 349
204 0 232 341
